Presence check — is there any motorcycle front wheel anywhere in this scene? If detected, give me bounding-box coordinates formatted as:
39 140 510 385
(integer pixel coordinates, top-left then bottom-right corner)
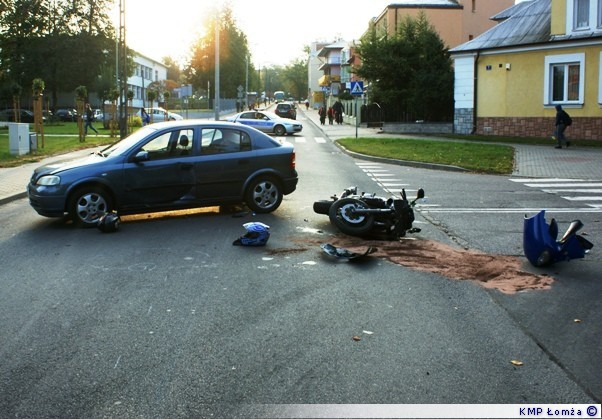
328 198 375 236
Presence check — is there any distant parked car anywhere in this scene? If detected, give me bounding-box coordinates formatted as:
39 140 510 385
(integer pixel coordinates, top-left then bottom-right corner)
0 109 43 123
227 111 303 136
55 109 77 122
136 107 183 123
83 109 102 121
27 120 298 227
274 102 297 120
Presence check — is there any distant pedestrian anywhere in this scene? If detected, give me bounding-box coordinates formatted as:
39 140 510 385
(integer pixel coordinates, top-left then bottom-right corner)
141 107 150 125
84 103 98 136
552 104 572 149
327 107 334 125
333 100 343 124
318 106 326 125
305 99 309 110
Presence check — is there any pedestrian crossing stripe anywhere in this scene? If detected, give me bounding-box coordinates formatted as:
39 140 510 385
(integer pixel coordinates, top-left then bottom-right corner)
511 177 602 208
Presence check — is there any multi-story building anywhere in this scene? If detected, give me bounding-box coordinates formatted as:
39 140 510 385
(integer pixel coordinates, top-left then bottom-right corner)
370 0 514 49
127 52 168 109
311 0 515 112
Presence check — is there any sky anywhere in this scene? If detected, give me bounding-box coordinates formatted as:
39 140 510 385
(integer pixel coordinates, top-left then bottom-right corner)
118 0 526 68
116 0 396 67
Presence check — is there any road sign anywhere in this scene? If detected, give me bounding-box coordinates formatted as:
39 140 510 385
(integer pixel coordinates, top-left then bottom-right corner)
350 81 364 96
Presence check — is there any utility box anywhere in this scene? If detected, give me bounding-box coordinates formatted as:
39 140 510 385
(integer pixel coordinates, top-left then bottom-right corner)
9 123 30 156
30 133 38 151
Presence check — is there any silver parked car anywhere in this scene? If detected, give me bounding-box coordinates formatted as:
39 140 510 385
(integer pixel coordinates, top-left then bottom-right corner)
28 120 298 227
137 107 183 123
227 111 303 136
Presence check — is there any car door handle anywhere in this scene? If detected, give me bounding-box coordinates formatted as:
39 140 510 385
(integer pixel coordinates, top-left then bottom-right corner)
180 163 193 170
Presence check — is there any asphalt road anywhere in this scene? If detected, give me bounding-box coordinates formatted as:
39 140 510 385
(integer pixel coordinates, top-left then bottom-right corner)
0 113 599 417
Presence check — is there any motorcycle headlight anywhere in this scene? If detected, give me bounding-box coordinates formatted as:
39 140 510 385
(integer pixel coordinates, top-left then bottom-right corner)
36 175 61 186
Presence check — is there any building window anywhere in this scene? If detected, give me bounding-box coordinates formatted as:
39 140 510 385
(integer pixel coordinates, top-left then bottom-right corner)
574 0 590 29
552 64 580 101
599 52 602 104
544 53 585 105
598 0 602 27
472 0 476 12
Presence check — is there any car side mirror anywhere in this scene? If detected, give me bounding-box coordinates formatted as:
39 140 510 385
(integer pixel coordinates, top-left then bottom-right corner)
133 150 149 162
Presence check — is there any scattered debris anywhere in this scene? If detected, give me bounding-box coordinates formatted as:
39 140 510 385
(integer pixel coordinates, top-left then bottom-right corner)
352 336 362 342
321 243 377 261
510 360 524 366
303 235 554 294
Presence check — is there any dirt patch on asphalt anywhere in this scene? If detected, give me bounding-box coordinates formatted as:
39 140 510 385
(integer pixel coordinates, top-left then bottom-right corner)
307 235 554 294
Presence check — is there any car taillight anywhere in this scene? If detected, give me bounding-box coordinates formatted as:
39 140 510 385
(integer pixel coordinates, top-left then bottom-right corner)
290 152 296 169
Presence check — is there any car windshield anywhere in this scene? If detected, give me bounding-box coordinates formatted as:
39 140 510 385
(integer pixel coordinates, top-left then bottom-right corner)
100 126 158 157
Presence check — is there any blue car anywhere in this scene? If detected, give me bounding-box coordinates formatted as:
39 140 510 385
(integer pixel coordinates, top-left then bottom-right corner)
28 120 298 227
227 111 302 136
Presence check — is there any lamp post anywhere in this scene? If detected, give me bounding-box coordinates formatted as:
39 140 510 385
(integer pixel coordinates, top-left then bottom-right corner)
214 7 220 121
118 0 128 139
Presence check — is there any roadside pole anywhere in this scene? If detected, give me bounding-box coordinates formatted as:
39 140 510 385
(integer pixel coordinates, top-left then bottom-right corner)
350 80 364 139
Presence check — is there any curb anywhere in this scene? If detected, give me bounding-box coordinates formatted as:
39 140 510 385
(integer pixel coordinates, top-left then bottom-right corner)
307 113 470 173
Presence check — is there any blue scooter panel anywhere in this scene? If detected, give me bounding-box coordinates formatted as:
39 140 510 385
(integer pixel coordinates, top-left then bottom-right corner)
523 210 593 267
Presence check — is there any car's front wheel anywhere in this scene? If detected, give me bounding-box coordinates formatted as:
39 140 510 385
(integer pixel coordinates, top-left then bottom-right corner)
274 125 286 136
245 176 283 213
68 186 113 227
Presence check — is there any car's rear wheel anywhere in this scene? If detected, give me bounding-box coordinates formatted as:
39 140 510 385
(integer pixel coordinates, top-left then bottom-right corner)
68 186 113 228
245 176 283 213
274 125 286 136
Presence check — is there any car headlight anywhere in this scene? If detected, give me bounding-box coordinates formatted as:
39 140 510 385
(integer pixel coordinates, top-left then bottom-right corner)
36 175 61 186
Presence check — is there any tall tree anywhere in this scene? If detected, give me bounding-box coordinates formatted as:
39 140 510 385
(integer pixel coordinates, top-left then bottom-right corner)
185 5 252 99
281 58 308 100
354 12 453 122
0 0 116 108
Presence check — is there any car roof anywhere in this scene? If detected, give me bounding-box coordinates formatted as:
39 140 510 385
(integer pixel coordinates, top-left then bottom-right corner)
148 119 270 129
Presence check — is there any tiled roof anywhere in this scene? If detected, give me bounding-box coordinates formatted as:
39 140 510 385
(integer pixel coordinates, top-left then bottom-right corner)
491 0 536 21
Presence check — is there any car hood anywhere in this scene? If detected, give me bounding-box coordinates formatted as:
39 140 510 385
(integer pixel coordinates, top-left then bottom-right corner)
32 153 108 177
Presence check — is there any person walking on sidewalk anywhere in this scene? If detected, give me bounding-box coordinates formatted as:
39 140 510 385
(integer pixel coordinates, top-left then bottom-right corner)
318 106 326 125
84 103 98 136
552 104 572 149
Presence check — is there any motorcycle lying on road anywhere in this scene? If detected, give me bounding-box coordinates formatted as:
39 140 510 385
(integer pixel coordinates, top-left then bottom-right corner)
313 186 425 239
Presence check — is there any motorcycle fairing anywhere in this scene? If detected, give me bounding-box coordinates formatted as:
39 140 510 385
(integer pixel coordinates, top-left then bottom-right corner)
523 210 592 267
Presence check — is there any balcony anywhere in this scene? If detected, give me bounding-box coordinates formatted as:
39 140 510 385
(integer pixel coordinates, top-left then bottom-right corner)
318 75 341 86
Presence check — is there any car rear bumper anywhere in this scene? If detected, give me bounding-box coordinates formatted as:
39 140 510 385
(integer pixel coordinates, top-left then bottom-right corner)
283 176 298 195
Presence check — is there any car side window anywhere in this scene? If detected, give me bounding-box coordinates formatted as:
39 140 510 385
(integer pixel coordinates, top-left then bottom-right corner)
174 129 194 156
141 129 194 160
141 132 173 160
201 128 251 154
240 112 255 119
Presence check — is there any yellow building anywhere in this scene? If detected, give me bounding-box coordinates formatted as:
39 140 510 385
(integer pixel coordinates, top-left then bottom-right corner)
450 0 602 140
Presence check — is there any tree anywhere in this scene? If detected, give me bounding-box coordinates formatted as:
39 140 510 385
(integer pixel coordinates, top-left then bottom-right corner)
185 5 252 99
163 56 182 84
354 12 453 122
281 58 308 100
0 0 117 109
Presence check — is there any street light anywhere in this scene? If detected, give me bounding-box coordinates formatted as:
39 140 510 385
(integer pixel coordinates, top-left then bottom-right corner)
118 0 128 139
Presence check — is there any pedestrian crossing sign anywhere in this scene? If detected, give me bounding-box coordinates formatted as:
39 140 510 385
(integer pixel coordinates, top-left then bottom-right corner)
350 81 364 95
